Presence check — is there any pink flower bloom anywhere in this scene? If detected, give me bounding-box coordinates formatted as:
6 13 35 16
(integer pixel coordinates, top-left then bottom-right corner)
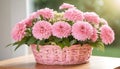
29 12 39 19
84 12 100 24
21 18 33 27
32 21 52 40
90 28 98 42
11 23 26 41
37 8 54 19
100 25 115 44
72 21 93 41
52 21 71 38
59 3 76 10
20 12 40 27
64 8 84 22
100 18 108 25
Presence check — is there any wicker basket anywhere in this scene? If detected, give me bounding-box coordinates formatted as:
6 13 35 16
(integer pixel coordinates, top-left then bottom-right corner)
31 44 92 65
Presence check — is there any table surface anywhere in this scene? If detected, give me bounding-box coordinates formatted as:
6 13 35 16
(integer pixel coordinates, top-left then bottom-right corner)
0 54 120 69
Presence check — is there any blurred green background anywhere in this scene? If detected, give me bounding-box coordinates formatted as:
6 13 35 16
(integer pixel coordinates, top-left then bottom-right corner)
32 0 120 57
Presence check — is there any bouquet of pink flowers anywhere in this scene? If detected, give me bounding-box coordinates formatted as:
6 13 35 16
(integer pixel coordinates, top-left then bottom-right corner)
9 3 115 51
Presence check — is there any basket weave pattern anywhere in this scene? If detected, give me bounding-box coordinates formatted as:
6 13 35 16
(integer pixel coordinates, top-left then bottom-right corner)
31 44 92 65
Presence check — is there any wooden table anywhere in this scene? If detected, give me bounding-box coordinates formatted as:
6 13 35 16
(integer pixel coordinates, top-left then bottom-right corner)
0 54 120 69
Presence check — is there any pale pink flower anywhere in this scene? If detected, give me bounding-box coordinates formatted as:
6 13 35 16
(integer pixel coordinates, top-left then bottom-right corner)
32 21 52 40
37 8 54 19
21 12 40 27
72 21 93 41
59 3 76 10
52 21 71 38
11 23 26 41
84 12 100 24
100 18 108 25
29 12 39 19
21 18 33 27
64 8 84 22
90 28 98 42
100 25 115 44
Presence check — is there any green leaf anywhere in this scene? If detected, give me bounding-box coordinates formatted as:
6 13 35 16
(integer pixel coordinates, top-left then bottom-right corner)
70 39 77 45
57 42 64 49
39 40 45 45
66 21 74 26
36 40 40 51
54 37 62 43
55 38 70 48
14 44 21 51
90 41 105 52
14 37 28 51
27 37 36 45
12 42 20 46
6 41 21 47
97 42 105 52
6 43 13 47
63 38 70 47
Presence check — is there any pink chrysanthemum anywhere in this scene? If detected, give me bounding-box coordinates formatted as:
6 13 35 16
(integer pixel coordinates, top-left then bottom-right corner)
72 21 93 41
84 12 100 24
11 23 26 41
52 21 71 38
100 25 115 44
64 8 84 22
21 18 33 27
21 12 40 27
29 12 39 19
59 3 76 10
32 21 52 40
37 8 54 19
90 28 98 42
